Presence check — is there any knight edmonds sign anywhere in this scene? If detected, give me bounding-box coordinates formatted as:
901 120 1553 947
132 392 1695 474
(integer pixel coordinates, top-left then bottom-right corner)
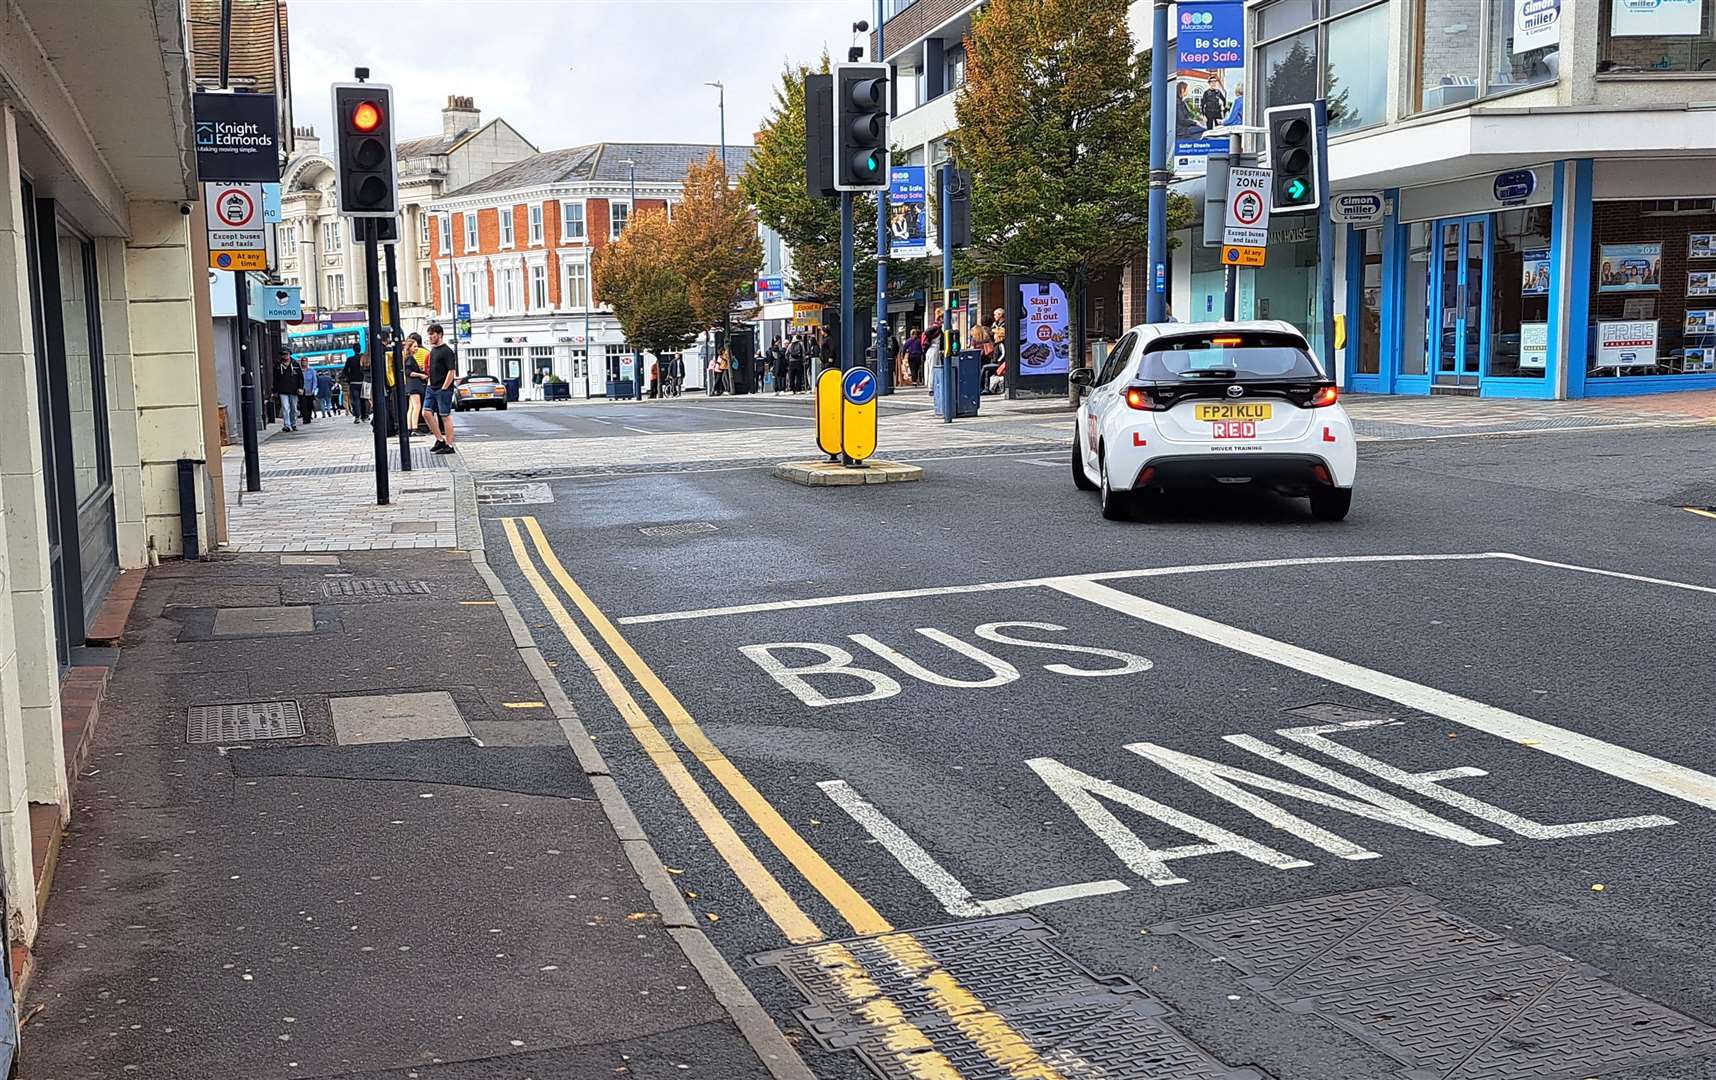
193 92 281 183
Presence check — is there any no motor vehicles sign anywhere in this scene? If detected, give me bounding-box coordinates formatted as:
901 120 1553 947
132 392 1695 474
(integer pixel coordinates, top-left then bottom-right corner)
205 181 267 270
1223 166 1272 250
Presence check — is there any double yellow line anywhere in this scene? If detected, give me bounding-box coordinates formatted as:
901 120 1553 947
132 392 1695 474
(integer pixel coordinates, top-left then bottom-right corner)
500 516 1068 1080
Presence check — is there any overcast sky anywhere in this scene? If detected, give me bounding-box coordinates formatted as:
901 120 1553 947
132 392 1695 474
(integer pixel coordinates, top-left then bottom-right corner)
288 0 1155 154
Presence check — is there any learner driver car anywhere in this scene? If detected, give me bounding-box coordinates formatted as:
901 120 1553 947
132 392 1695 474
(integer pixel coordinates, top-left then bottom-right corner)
1070 321 1356 520
454 374 508 411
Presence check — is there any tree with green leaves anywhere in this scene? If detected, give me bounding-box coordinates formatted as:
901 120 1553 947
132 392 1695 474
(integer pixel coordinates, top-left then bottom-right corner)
593 209 701 359
672 152 763 330
740 58 876 305
956 0 1188 377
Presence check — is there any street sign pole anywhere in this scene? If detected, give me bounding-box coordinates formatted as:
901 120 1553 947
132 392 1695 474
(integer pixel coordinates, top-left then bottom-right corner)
383 238 410 471
874 0 892 396
1224 133 1240 321
363 219 390 505
1315 98 1336 376
235 271 260 491
1146 0 1169 323
840 190 855 378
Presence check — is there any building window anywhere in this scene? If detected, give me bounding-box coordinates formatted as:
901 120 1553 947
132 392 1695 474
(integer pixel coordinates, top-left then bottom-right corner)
325 272 347 308
1588 201 1716 380
422 265 435 304
604 343 631 375
561 257 589 309
945 43 968 90
56 220 112 505
498 345 525 380
530 263 548 309
610 201 629 239
419 212 431 248
500 207 516 247
441 270 454 315
281 223 296 249
531 346 554 384
562 200 586 240
465 347 489 376
530 203 545 245
464 212 478 252
439 214 452 254
322 219 343 253
1486 207 1553 380
1599 0 1716 72
1256 0 1390 133
1415 0 1557 113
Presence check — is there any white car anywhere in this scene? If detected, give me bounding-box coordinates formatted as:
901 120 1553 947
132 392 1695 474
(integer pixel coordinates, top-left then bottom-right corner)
1070 321 1356 520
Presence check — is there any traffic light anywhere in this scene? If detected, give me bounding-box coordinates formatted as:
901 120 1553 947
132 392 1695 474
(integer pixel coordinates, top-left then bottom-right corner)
945 168 971 249
332 82 397 216
834 63 889 191
1265 103 1320 214
803 74 836 198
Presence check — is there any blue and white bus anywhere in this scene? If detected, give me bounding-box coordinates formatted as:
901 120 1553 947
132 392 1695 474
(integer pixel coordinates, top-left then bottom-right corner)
285 325 367 371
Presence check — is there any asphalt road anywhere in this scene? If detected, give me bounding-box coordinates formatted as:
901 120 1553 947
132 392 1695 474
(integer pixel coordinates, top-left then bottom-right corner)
476 399 1716 1080
455 392 931 442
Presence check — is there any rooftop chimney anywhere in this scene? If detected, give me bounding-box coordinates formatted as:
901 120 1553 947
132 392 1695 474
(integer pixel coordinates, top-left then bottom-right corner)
293 126 319 155
443 95 480 137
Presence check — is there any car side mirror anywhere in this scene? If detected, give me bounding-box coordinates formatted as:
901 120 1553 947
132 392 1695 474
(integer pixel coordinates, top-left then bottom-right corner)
1068 367 1095 388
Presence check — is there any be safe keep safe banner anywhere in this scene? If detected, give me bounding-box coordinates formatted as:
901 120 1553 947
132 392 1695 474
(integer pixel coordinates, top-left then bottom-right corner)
1174 3 1244 174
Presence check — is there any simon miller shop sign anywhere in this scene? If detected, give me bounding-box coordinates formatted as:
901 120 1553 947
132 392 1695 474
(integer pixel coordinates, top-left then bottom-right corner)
193 92 281 183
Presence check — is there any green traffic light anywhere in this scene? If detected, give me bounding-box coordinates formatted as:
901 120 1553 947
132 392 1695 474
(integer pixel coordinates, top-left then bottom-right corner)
1285 178 1309 202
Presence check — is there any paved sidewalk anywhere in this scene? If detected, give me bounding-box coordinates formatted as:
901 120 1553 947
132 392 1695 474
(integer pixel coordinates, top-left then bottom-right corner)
221 416 457 552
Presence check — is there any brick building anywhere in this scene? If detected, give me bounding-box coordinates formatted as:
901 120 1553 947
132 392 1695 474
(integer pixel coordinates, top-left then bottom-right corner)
429 142 749 398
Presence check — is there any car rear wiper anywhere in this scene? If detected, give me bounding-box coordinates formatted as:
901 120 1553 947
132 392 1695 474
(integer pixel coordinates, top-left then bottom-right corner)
1180 368 1238 379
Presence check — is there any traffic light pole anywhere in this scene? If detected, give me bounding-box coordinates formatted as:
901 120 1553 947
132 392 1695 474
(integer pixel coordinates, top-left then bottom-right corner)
234 271 261 491
1314 98 1335 376
840 191 855 375
1146 0 1170 324
874 0 892 396
941 157 955 426
364 220 390 505
383 238 410 471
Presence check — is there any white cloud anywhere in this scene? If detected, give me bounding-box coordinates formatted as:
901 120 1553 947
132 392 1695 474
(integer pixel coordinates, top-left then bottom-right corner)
288 0 875 152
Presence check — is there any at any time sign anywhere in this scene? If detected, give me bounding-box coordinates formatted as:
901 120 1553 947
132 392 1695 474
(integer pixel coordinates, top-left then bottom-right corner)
1224 166 1272 249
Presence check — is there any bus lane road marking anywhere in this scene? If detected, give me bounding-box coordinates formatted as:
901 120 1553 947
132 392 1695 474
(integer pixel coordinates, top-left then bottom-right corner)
504 516 1079 1080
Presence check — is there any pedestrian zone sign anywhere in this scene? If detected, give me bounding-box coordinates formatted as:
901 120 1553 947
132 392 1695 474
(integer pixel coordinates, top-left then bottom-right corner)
205 182 267 270
1223 166 1272 250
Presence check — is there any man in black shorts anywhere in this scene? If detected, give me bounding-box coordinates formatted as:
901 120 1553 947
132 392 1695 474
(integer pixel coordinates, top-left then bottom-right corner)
425 323 459 454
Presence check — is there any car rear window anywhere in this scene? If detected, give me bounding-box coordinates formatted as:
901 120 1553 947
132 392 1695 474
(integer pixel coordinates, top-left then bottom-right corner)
1141 331 1324 381
464 375 499 384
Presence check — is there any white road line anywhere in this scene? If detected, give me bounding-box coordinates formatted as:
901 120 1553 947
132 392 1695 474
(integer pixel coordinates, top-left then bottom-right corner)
658 402 816 424
586 417 614 425
622 426 659 435
818 779 1129 916
1489 551 1716 597
1016 459 1061 468
1049 577 1716 815
616 553 1499 625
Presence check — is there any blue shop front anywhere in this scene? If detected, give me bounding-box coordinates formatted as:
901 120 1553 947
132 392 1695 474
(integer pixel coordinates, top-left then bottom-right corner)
1342 161 1716 399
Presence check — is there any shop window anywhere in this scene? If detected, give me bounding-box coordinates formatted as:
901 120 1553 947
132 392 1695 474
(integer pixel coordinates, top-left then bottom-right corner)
1415 0 1557 114
1354 226 1383 375
1487 207 1553 379
57 221 110 506
1599 0 1716 73
1401 222 1432 375
1588 200 1716 380
465 348 489 376
531 347 554 384
1256 0 1390 133
498 346 525 381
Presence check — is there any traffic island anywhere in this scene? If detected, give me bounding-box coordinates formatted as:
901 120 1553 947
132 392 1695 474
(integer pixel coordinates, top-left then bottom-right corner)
774 459 925 486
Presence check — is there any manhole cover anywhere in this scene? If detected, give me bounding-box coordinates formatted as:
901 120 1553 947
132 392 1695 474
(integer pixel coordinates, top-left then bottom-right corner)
321 579 432 598
476 482 554 506
390 521 440 534
639 521 719 538
752 915 1257 1080
1154 888 1716 1080
187 701 305 743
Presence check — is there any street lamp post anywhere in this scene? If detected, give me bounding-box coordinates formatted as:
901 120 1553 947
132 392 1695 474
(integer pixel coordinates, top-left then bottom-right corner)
705 81 726 174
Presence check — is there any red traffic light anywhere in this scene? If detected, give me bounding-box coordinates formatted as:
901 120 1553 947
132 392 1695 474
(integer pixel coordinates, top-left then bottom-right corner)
351 100 383 132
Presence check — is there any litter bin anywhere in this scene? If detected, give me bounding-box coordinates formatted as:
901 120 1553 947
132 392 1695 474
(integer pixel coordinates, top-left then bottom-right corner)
503 377 522 402
934 351 984 419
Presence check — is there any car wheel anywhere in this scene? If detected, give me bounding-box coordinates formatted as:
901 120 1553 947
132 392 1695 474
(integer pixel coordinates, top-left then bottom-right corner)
1310 487 1353 521
1072 435 1097 491
1099 450 1130 521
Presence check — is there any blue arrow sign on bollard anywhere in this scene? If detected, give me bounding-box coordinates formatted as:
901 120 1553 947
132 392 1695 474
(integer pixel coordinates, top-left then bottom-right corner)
843 366 877 406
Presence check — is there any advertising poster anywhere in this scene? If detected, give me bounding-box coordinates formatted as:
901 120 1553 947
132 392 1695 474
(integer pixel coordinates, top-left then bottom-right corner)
1017 281 1072 376
193 91 281 183
1597 242 1662 292
1514 0 1562 51
1691 234 1716 259
1596 320 1659 367
1173 3 1244 171
1521 250 1550 295
456 302 472 342
888 166 928 258
1691 271 1716 297
1519 322 1549 369
1686 348 1714 371
1611 0 1703 35
1686 309 1716 335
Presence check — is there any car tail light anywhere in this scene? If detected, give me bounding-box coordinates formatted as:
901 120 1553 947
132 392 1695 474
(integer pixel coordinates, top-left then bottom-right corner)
1309 385 1339 408
1125 387 1158 410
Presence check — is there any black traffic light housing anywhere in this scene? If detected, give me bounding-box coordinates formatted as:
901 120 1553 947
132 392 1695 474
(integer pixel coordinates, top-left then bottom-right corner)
945 168 971 249
834 63 889 191
332 82 398 217
804 74 837 198
1264 103 1320 214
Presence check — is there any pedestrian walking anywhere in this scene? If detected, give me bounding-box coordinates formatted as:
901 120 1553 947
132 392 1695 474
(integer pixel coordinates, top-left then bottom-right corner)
666 353 685 397
315 366 334 417
902 328 925 386
424 323 459 455
770 338 788 394
342 347 368 424
923 321 944 396
298 356 317 427
273 353 302 432
706 350 723 396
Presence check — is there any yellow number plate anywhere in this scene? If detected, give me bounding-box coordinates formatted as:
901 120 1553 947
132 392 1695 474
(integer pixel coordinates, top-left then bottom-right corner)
1195 402 1272 421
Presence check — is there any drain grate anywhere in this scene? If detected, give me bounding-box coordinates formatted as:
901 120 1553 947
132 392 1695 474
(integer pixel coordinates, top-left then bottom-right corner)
321 579 432 599
476 482 554 506
187 700 305 743
639 521 718 538
751 914 1259 1079
1154 887 1716 1080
